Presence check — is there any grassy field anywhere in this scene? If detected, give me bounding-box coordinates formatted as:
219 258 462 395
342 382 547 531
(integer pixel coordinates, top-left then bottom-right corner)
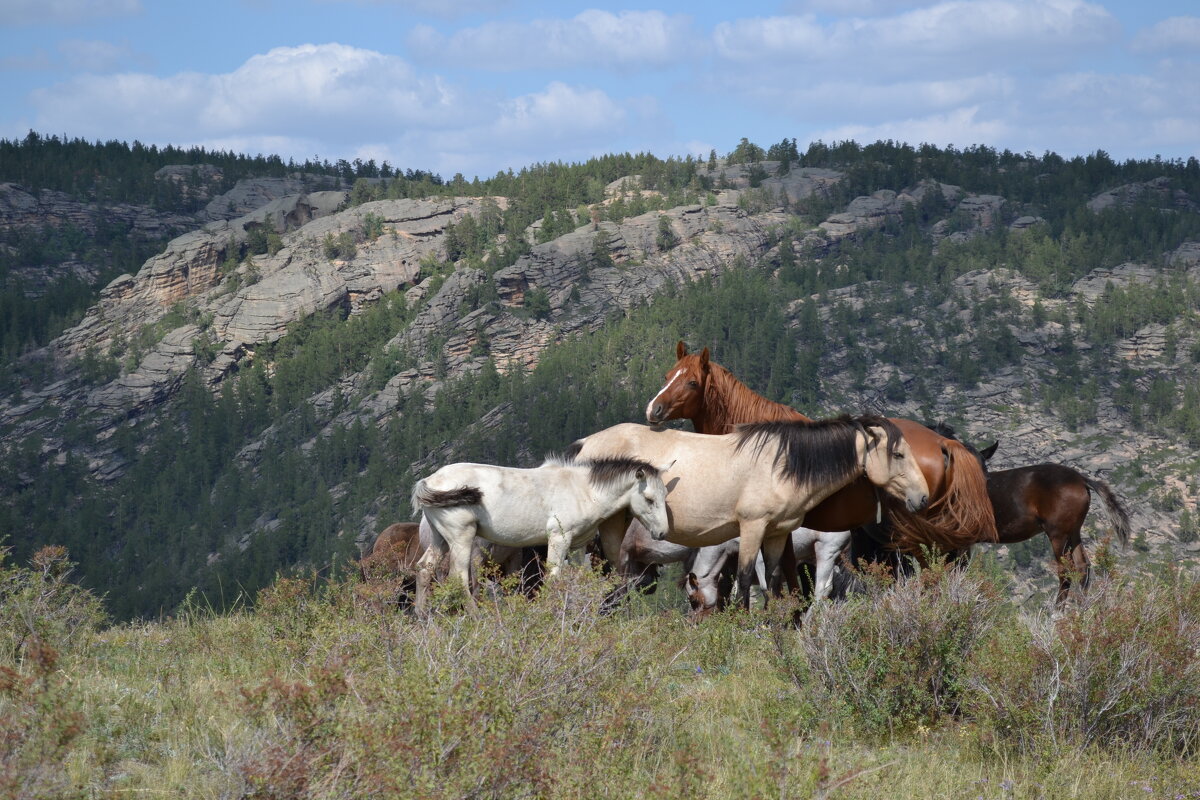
2 546 1199 799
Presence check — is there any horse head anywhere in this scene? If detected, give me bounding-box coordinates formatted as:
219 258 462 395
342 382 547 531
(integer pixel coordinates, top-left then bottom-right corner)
861 419 930 513
629 462 673 541
684 572 720 620
646 341 710 425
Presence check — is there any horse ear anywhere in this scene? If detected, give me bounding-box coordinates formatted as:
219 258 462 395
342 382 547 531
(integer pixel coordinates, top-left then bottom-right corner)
659 459 676 474
686 573 699 591
676 340 687 359
980 441 999 462
699 347 710 371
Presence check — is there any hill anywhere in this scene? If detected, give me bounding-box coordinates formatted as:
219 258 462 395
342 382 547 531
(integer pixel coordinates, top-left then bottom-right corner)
1 135 1199 619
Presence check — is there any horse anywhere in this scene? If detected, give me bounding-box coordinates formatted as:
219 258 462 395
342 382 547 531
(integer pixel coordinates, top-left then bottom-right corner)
683 528 855 618
567 416 929 609
360 522 423 583
358 519 548 608
645 342 996 555
619 519 698 593
412 456 670 613
940 429 1132 605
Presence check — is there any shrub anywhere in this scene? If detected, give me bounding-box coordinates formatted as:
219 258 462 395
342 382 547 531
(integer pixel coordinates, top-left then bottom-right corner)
790 562 1005 736
964 574 1200 756
0 546 101 798
0 546 108 664
231 568 682 798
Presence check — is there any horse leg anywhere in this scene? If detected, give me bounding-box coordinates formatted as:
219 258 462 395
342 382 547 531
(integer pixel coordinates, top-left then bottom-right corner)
760 533 789 600
736 519 769 610
1048 529 1078 608
545 526 573 579
441 516 477 610
416 516 450 617
812 531 849 602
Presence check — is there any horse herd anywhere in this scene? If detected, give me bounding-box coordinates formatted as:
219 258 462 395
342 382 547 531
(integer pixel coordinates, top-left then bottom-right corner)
363 342 1131 616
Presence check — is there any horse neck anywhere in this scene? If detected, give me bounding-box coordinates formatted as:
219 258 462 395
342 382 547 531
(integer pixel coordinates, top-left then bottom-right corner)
696 364 810 434
584 471 641 524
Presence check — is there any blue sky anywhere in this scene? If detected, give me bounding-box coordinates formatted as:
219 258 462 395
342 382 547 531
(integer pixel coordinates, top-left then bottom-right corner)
1 0 1197 180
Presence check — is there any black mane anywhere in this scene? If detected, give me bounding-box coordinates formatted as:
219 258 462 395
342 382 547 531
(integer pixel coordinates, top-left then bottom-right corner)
734 415 868 487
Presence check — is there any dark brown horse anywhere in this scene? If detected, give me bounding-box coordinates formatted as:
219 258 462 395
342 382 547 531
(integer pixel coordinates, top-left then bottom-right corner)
951 431 1131 605
646 342 996 554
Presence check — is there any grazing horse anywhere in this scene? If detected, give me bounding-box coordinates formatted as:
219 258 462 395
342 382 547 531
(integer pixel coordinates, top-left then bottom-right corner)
360 522 423 583
568 416 929 608
412 456 670 613
646 342 995 554
940 429 1132 605
619 519 698 593
683 528 855 618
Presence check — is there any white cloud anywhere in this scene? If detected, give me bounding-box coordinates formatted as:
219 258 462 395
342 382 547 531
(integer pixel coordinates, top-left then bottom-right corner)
0 0 140 25
714 0 1117 70
812 106 1010 149
491 81 626 142
763 74 1015 121
1131 16 1200 56
783 0 935 15
28 44 473 147
21 43 649 179
407 10 701 70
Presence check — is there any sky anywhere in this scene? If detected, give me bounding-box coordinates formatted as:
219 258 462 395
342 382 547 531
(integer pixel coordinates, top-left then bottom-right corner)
1 0 1197 181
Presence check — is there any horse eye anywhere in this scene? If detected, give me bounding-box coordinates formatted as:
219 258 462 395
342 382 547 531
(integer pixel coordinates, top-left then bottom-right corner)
687 380 699 388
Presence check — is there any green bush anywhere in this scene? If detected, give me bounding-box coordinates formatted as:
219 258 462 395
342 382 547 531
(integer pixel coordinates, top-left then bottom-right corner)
0 545 108 664
791 562 1005 736
964 574 1200 756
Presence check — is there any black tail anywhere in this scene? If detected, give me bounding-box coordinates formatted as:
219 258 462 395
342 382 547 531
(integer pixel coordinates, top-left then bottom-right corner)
1083 476 1132 548
411 479 483 511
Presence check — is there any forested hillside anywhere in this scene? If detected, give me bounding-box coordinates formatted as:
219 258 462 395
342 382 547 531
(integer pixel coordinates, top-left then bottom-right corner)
2 134 1198 619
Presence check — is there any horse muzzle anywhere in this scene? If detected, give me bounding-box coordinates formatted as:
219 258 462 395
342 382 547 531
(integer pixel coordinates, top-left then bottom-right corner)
907 493 929 512
645 402 665 425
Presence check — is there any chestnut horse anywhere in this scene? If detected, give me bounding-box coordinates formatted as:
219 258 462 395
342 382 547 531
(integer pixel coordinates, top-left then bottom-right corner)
944 429 1132 605
646 342 996 554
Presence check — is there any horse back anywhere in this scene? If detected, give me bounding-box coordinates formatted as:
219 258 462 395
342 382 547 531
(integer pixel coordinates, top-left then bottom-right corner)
987 463 1091 542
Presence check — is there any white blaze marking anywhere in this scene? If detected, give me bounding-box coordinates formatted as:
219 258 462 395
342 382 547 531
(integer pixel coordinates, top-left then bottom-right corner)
646 369 684 417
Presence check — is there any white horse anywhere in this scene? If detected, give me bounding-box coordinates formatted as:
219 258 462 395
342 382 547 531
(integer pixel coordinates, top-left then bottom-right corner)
411 455 671 612
568 416 929 609
683 527 853 616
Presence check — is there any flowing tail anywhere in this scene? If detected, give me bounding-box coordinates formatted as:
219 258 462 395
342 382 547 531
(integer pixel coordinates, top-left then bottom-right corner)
411 480 483 513
1083 476 1131 548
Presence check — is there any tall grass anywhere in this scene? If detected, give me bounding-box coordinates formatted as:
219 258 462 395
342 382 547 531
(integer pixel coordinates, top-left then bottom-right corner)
1 547 1198 798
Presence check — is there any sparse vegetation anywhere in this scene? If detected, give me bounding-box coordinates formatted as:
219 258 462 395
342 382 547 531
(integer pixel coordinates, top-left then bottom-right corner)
1 549 1197 798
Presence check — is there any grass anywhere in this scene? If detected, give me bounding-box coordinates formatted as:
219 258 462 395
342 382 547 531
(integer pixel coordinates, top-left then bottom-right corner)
2 547 1199 799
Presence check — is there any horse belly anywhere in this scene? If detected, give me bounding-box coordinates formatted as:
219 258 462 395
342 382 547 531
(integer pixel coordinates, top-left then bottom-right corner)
473 504 560 548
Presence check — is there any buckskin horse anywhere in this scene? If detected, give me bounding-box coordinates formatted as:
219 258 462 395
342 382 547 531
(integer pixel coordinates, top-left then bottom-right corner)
646 342 996 561
568 415 929 608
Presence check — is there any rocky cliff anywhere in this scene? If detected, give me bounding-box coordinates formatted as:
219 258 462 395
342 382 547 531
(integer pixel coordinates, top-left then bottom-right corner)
3 156 1198 610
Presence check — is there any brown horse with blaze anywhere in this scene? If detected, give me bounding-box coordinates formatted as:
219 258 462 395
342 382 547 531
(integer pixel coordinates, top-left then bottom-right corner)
646 341 996 555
